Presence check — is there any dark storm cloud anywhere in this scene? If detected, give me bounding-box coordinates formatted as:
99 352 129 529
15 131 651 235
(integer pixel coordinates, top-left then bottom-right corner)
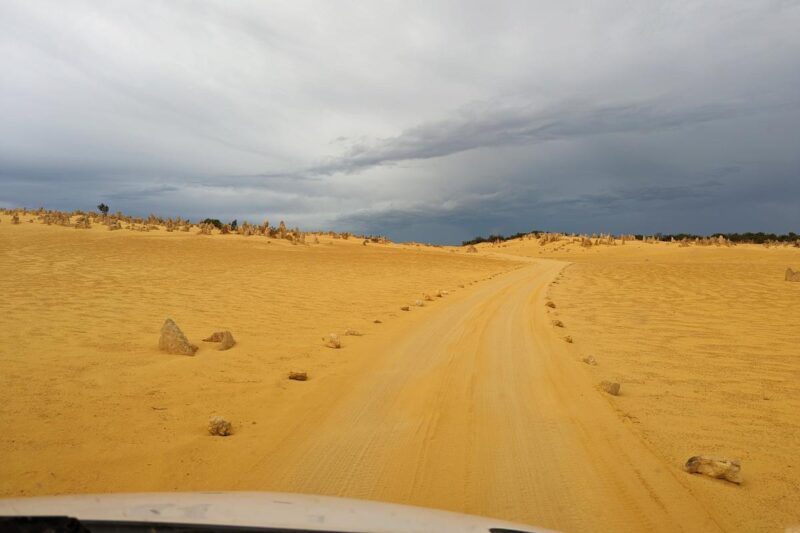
1 1 798 242
309 100 747 176
105 186 181 201
333 180 728 242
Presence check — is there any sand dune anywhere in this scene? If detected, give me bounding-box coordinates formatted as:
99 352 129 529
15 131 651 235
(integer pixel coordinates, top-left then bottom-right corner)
2 215 799 532
484 235 800 531
544 244 800 532
0 217 517 492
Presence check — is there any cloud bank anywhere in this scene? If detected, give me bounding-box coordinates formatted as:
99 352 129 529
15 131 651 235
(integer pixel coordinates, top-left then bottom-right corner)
1 0 798 243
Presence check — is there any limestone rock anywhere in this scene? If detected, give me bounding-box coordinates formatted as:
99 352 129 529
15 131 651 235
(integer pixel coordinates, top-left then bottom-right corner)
288 371 308 381
344 329 362 336
203 332 225 342
73 216 90 229
786 268 800 282
208 416 232 436
158 318 198 356
202 330 235 350
582 355 598 366
684 455 741 484
400 306 410 311
564 336 573 343
324 333 341 349
552 320 564 328
600 380 620 396
218 331 236 351
545 301 556 308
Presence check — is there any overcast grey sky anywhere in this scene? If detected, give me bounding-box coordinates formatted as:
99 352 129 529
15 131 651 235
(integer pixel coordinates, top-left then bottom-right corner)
1 1 798 243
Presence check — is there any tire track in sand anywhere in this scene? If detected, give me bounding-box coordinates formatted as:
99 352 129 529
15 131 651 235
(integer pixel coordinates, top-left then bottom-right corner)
237 259 723 533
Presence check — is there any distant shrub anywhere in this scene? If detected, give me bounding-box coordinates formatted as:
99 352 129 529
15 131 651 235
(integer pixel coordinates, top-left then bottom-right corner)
201 218 223 229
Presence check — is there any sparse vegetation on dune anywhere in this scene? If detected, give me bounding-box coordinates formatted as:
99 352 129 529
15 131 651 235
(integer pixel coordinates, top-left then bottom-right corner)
461 227 800 248
0 207 384 245
462 231 543 246
650 231 800 245
22 206 793 249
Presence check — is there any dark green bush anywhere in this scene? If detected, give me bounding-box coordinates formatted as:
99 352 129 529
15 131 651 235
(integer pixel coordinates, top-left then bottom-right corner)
201 218 223 229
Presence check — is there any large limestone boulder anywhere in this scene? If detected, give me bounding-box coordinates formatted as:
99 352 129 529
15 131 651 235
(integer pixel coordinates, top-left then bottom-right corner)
158 318 198 356
684 455 741 484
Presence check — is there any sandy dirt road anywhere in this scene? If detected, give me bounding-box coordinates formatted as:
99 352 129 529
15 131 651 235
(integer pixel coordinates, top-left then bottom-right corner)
233 260 721 532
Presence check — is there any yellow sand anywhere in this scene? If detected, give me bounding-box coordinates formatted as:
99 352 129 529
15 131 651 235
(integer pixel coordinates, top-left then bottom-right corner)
1 217 799 532
487 235 800 532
